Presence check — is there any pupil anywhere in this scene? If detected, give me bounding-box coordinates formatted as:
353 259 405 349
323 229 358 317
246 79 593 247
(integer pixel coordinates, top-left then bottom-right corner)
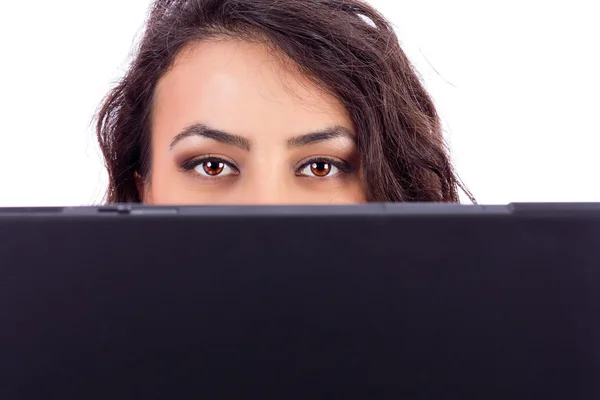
311 162 331 176
204 161 224 175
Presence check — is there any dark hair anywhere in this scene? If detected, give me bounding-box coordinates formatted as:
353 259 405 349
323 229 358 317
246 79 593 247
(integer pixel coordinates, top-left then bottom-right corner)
96 0 473 203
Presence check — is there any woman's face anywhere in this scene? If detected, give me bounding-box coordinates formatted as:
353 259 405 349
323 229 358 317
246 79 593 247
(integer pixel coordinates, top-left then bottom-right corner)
146 39 365 205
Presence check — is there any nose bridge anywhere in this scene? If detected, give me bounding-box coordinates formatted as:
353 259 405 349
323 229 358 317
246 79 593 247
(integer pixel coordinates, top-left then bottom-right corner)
239 156 290 205
241 175 287 204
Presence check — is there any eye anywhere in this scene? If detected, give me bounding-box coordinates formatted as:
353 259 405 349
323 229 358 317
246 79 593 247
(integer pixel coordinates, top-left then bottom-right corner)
182 157 238 178
299 161 338 178
296 158 351 178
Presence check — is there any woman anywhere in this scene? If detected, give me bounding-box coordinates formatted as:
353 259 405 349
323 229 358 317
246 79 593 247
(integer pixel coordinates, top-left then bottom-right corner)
97 0 472 204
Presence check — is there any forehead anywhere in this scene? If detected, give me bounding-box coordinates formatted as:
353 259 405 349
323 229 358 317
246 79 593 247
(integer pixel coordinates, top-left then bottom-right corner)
152 38 352 140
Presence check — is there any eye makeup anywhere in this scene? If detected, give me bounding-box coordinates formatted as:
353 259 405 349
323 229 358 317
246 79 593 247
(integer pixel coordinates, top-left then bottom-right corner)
295 156 354 178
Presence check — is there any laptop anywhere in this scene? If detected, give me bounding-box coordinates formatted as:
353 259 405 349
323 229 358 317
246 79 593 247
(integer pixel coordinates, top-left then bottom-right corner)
0 203 598 399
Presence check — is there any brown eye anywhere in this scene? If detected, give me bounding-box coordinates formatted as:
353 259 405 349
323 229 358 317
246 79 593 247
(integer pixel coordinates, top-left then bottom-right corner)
298 159 343 178
187 158 236 178
310 162 332 177
202 161 225 176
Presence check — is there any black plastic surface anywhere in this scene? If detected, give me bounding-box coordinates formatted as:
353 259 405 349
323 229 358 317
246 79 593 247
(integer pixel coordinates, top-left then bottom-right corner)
0 204 599 398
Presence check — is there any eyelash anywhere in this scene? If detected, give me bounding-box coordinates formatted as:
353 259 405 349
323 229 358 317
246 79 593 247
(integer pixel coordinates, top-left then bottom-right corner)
181 156 352 178
181 156 239 174
295 157 353 177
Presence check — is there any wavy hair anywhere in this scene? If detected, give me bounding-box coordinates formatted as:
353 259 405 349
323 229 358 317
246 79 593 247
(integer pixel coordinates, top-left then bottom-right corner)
96 0 473 203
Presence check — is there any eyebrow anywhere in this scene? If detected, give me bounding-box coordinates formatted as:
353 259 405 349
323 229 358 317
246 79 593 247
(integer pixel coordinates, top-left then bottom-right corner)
169 123 355 151
287 126 356 148
170 124 250 151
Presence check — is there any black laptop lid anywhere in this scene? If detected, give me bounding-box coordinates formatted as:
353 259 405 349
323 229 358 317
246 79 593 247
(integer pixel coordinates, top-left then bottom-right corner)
0 203 599 399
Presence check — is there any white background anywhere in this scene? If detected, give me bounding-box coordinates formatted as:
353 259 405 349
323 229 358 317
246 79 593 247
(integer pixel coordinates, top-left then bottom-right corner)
0 0 598 206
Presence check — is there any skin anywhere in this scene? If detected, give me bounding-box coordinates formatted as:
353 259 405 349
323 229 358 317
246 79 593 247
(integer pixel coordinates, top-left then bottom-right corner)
145 38 365 205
